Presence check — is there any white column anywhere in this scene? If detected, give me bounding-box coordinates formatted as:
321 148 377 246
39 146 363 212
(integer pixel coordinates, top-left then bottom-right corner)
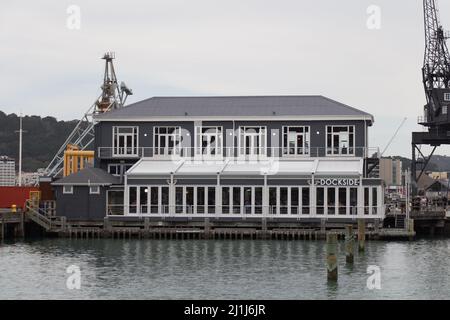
311 174 316 216
169 174 175 214
357 175 364 216
124 175 129 215
263 175 269 216
216 174 221 214
287 187 291 215
346 187 350 216
299 187 303 215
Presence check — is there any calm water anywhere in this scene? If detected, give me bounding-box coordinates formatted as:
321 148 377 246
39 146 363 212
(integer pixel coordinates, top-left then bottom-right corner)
0 238 449 300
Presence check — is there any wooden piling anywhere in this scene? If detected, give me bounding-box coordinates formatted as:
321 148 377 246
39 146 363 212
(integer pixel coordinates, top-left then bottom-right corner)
326 233 338 281
358 219 365 252
345 225 354 264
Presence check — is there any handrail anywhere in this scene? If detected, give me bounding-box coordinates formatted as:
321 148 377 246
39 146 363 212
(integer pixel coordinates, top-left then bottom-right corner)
97 146 381 159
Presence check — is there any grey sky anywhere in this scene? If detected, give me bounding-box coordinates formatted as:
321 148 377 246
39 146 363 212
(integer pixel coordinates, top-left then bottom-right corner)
1 0 450 158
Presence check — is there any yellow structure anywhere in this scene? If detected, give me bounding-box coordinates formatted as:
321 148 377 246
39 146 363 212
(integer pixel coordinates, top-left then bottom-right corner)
29 190 41 209
63 144 94 177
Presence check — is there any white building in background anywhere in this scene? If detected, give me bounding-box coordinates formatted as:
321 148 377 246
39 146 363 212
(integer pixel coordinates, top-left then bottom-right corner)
379 158 403 187
0 156 16 186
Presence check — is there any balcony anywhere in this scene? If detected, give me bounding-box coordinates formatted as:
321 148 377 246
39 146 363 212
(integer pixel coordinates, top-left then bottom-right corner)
97 146 380 160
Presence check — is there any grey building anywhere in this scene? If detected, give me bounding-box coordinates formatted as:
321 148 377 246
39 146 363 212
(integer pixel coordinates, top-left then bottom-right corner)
0 156 15 186
52 167 120 220
54 95 384 221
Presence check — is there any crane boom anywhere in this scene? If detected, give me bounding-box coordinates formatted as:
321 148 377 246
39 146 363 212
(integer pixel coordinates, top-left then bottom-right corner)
42 53 132 178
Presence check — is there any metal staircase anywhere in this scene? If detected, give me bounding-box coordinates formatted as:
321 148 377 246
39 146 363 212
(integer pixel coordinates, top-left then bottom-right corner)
24 200 66 232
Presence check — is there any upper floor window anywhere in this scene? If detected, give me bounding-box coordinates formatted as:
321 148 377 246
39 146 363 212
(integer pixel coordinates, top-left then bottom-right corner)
444 93 450 101
63 185 73 194
90 186 100 194
195 126 223 156
239 126 266 156
282 126 310 156
113 126 139 156
154 127 181 156
326 126 355 156
108 163 133 176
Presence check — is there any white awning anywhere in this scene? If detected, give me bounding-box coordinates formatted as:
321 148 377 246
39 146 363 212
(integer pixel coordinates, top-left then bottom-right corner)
175 160 226 175
126 158 363 177
126 160 183 176
315 159 363 176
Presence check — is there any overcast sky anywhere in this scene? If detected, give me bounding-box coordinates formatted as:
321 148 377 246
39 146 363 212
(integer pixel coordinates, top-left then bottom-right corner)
1 0 450 157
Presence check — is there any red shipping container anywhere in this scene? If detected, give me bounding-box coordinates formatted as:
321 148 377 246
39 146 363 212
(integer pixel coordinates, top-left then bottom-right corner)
0 186 40 209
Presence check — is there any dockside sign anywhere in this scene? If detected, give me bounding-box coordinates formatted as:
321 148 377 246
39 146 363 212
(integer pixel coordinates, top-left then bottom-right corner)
310 178 360 186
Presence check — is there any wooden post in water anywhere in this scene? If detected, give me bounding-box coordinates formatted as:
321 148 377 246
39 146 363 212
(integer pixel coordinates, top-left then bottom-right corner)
326 233 338 281
0 217 4 240
358 219 365 252
204 218 210 239
345 225 354 264
408 218 415 241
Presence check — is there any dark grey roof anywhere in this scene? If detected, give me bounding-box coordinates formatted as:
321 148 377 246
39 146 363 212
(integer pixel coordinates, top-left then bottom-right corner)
94 95 374 122
52 167 120 186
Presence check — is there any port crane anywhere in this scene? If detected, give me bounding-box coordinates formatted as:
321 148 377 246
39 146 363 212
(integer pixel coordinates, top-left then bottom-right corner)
42 52 132 178
411 0 450 194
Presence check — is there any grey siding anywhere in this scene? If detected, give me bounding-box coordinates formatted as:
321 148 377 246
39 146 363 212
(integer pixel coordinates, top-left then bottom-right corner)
55 186 106 221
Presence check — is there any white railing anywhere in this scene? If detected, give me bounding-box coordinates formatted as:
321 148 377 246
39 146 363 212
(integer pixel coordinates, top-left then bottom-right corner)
98 146 381 159
108 205 384 218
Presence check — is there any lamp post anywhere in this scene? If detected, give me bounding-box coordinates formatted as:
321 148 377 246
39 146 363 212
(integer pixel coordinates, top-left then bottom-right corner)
15 114 27 186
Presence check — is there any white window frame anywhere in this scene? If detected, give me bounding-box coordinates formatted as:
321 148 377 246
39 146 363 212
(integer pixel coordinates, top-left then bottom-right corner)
90 185 100 194
107 164 121 176
326 125 355 156
63 185 73 194
112 126 139 157
442 105 448 115
238 126 267 157
444 93 450 101
282 126 310 156
195 126 223 157
107 163 133 176
153 126 182 156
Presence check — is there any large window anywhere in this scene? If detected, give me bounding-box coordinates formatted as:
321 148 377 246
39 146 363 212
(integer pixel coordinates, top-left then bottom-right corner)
239 126 267 156
154 127 181 156
444 93 450 101
326 126 355 156
222 186 263 215
282 126 310 156
113 126 139 156
269 186 309 215
195 126 223 156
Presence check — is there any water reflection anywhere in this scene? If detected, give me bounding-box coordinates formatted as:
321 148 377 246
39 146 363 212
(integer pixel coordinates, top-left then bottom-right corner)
0 239 449 299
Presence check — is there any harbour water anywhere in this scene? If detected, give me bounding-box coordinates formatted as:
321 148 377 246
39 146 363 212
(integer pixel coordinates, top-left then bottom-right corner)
0 238 449 300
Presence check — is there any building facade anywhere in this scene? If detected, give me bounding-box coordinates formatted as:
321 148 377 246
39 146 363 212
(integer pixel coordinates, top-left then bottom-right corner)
379 158 403 187
0 156 15 186
54 95 384 221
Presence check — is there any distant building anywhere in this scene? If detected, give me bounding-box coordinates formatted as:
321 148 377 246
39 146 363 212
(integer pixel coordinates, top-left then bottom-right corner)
428 171 448 180
379 158 403 187
0 156 15 186
425 179 450 199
